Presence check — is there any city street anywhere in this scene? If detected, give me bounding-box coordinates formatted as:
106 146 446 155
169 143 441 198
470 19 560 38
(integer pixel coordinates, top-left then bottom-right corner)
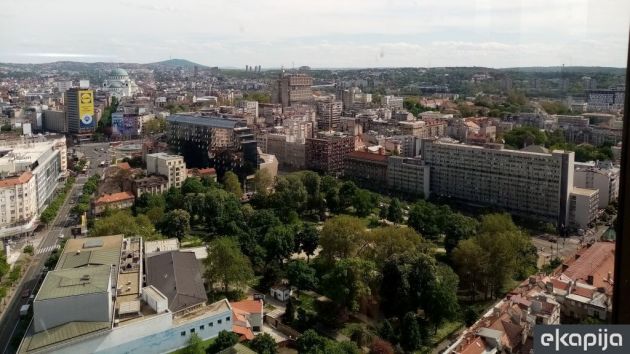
0 142 104 354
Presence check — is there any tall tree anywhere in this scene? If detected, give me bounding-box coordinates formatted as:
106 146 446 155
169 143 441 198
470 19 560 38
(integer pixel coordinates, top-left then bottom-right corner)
205 237 255 293
263 225 296 265
287 259 317 291
295 223 319 262
253 168 274 196
400 312 423 351
386 198 404 224
352 189 376 217
321 257 379 312
319 215 367 260
181 177 205 194
222 171 242 197
443 213 478 254
162 209 190 239
248 333 278 354
339 181 358 209
183 333 204 354
427 265 460 332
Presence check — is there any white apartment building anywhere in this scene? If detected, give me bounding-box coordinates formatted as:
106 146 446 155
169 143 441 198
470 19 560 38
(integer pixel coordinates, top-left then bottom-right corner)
387 156 431 197
0 138 64 238
574 161 619 208
237 100 259 118
421 139 575 225
383 95 404 110
569 187 599 229
145 153 187 189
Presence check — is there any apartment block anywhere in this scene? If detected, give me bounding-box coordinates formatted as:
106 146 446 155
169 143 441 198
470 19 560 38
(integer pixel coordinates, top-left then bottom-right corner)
146 153 187 189
305 132 355 176
0 139 64 238
274 73 313 107
166 115 258 173
42 110 67 133
344 151 388 186
421 139 575 225
569 187 599 229
316 100 343 131
386 156 431 197
574 161 619 208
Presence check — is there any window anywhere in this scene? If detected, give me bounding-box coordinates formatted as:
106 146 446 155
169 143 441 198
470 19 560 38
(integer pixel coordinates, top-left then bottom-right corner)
218 319 222 324
209 322 213 327
226 316 230 322
200 325 205 330
180 331 185 336
190 328 195 333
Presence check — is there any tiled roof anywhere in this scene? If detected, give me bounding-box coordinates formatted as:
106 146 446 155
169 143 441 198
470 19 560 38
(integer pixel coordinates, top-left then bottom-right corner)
117 162 131 170
563 242 615 293
232 324 255 340
230 300 263 315
94 191 135 204
0 171 33 188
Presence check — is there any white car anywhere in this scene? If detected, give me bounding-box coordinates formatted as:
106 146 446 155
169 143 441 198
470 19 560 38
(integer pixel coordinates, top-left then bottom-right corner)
58 234 65 239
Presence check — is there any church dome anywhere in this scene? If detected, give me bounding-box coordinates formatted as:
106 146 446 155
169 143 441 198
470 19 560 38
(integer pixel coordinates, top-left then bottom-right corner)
110 68 129 77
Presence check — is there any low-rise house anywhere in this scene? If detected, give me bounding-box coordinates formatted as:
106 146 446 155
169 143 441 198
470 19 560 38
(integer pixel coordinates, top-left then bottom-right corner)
92 191 135 215
270 283 292 302
132 175 168 197
230 300 264 340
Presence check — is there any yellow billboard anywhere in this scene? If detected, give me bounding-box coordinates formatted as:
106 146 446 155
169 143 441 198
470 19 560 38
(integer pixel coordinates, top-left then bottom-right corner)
78 90 95 128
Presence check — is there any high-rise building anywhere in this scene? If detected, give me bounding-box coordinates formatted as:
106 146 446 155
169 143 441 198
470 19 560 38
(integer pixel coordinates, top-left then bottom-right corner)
316 99 343 131
273 73 313 107
64 87 96 136
305 132 355 176
574 161 620 208
421 139 576 226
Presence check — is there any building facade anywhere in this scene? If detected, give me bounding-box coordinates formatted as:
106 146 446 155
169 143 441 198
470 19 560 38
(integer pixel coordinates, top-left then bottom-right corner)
344 151 389 186
274 73 313 107
64 88 96 137
574 162 619 208
101 68 139 98
421 139 575 225
166 115 258 175
305 133 355 176
386 156 431 197
145 153 187 189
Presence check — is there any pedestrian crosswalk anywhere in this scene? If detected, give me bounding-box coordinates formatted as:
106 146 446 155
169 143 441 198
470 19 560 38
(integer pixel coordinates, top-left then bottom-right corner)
36 244 60 255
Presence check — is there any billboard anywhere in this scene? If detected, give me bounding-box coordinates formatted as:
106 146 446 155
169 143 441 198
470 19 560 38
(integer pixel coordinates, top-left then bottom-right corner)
78 90 95 128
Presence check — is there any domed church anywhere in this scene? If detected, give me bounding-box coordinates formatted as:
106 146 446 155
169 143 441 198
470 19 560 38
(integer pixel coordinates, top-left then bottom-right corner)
102 68 139 98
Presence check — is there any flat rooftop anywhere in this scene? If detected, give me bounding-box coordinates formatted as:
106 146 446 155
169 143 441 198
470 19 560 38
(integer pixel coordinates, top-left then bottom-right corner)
167 114 244 129
35 265 111 301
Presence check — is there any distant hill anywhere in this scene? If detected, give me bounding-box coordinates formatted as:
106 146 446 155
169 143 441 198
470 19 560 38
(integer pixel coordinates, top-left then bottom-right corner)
147 59 207 68
500 66 626 74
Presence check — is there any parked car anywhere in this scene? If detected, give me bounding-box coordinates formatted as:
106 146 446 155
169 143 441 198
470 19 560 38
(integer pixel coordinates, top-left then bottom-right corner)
21 289 31 298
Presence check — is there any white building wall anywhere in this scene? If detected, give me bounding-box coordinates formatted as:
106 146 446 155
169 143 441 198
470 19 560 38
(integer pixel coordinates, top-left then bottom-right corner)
33 291 112 332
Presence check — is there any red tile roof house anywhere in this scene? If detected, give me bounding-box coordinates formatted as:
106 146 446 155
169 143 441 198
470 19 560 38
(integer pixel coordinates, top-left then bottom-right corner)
91 191 135 215
230 300 263 341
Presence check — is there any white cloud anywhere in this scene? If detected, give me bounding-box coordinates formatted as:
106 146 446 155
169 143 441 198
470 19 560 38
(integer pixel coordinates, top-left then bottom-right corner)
0 0 628 67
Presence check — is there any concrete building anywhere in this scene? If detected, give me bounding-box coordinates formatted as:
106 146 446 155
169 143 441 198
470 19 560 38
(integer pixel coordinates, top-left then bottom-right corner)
64 87 96 141
573 161 619 208
305 132 355 176
569 187 599 229
92 191 135 215
344 151 389 186
42 110 66 133
146 153 187 189
386 156 431 197
0 139 64 239
421 139 575 225
274 73 313 107
586 88 625 112
19 235 233 354
237 100 258 118
316 99 343 131
132 175 169 197
383 95 404 110
166 115 258 173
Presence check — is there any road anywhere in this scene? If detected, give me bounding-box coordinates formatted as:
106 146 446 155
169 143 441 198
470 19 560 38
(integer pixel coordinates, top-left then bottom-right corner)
0 142 106 354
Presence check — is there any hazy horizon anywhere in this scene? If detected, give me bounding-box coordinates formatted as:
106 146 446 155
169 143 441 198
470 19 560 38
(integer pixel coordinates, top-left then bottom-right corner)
1 0 629 68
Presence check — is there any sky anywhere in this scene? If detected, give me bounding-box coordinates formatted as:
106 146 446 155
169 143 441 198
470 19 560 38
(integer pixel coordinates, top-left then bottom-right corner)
1 0 629 68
